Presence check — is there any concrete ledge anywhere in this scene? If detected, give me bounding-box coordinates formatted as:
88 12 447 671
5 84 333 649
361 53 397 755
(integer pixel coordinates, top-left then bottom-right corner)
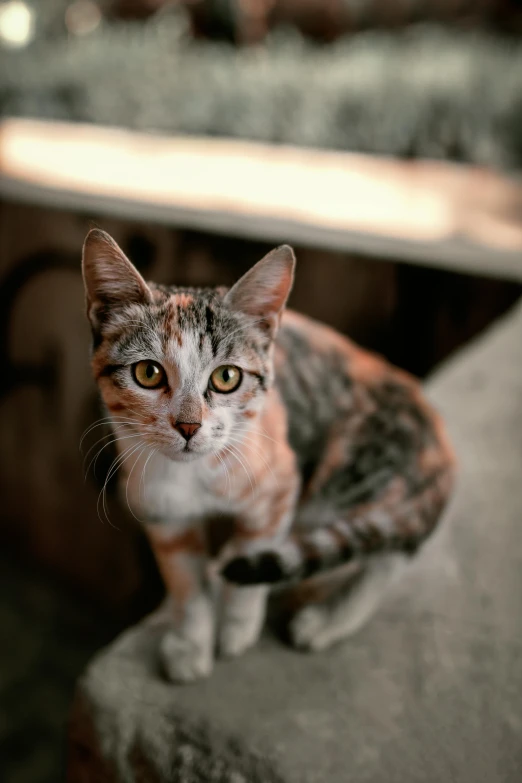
68 625 286 783
68 299 522 782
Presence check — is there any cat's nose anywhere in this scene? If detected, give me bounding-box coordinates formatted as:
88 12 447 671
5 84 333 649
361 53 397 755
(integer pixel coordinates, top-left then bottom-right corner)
174 421 201 441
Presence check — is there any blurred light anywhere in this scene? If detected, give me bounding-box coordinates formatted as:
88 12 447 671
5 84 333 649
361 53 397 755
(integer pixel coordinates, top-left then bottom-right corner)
0 1 35 49
65 1 102 37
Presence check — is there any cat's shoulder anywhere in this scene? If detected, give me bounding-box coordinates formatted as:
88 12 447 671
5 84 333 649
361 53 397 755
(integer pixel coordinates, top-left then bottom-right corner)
278 309 413 387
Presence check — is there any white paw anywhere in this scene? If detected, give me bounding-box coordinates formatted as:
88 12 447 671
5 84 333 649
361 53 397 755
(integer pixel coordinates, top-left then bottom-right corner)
289 605 329 652
160 631 213 684
219 619 261 659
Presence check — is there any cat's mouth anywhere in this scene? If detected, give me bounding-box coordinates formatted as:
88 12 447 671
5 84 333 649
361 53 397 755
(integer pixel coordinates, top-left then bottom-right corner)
165 440 208 463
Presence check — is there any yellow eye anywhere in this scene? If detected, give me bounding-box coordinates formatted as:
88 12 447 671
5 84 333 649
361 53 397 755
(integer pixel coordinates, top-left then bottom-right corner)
133 361 165 389
210 365 242 394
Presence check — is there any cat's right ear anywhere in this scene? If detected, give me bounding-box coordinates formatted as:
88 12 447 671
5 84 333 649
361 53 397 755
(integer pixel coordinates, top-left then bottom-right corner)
224 245 295 337
82 229 153 326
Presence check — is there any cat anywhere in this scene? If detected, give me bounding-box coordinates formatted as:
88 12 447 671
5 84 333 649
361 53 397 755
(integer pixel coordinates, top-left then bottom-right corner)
82 228 455 683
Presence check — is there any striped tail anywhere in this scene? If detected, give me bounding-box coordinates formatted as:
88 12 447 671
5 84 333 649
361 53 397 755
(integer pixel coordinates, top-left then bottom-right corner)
222 466 454 586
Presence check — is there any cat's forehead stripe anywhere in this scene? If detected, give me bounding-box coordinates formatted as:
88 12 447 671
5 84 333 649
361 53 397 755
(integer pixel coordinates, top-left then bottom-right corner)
173 293 194 308
96 283 271 389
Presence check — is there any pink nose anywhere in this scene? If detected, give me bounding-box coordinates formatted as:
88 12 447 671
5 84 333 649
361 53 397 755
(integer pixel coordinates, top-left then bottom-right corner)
174 421 201 441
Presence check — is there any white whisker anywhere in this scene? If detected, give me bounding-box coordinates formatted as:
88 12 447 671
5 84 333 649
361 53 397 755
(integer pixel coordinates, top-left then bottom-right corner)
94 442 135 528
227 432 278 487
224 442 256 498
140 447 157 505
79 416 133 450
98 441 144 529
82 425 138 468
85 431 142 481
102 440 139 489
213 449 231 502
125 445 149 525
241 425 281 446
80 415 151 452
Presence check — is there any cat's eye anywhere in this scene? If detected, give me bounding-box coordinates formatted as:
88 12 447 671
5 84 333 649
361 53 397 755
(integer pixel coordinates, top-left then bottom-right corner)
133 361 165 389
209 365 242 394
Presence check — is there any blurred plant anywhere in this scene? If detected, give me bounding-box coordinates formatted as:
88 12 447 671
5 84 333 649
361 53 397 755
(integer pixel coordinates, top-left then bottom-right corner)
2 5 522 168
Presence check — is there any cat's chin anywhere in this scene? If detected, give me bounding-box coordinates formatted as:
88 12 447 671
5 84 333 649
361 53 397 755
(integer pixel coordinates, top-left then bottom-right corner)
161 446 208 464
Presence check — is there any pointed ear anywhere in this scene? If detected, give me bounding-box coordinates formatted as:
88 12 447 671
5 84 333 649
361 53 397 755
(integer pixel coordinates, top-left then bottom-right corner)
82 229 152 324
224 245 295 336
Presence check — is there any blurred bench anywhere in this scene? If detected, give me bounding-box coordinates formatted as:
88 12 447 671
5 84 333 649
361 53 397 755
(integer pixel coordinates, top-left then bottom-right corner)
2 118 522 280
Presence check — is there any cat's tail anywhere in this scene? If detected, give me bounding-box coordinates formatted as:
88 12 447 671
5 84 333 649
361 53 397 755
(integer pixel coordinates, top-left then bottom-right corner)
222 465 455 585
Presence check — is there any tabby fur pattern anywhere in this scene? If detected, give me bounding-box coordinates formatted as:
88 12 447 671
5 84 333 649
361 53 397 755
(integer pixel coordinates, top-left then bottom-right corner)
82 229 455 682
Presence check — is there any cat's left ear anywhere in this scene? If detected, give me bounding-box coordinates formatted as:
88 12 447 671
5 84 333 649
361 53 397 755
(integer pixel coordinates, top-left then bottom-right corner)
225 245 295 337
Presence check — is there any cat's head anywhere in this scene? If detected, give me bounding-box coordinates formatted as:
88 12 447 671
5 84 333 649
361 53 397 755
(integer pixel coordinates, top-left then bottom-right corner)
82 229 295 462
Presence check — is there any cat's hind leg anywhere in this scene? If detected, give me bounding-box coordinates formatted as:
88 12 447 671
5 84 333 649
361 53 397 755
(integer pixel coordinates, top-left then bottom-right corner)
289 552 407 652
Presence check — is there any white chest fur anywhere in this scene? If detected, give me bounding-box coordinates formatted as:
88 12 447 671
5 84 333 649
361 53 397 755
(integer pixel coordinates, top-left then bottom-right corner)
122 449 232 528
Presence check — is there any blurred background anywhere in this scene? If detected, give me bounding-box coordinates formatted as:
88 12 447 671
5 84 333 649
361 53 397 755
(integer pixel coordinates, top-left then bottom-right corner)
1 2 522 781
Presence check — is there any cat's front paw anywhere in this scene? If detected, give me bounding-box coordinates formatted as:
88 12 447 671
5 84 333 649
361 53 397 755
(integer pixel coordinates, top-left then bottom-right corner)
219 617 261 659
160 631 213 684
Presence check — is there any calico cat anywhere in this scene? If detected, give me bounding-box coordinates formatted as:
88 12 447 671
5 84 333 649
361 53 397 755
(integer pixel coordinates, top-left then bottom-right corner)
82 228 455 683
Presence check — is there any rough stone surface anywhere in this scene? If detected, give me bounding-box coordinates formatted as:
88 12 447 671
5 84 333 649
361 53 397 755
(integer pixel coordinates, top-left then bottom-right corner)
68 300 522 782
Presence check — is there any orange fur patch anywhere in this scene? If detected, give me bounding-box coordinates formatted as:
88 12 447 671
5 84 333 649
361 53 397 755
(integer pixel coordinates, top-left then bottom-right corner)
350 350 388 383
149 528 206 556
174 293 194 308
305 433 346 496
147 528 207 610
163 302 176 341
100 383 136 413
107 402 125 412
92 351 110 381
